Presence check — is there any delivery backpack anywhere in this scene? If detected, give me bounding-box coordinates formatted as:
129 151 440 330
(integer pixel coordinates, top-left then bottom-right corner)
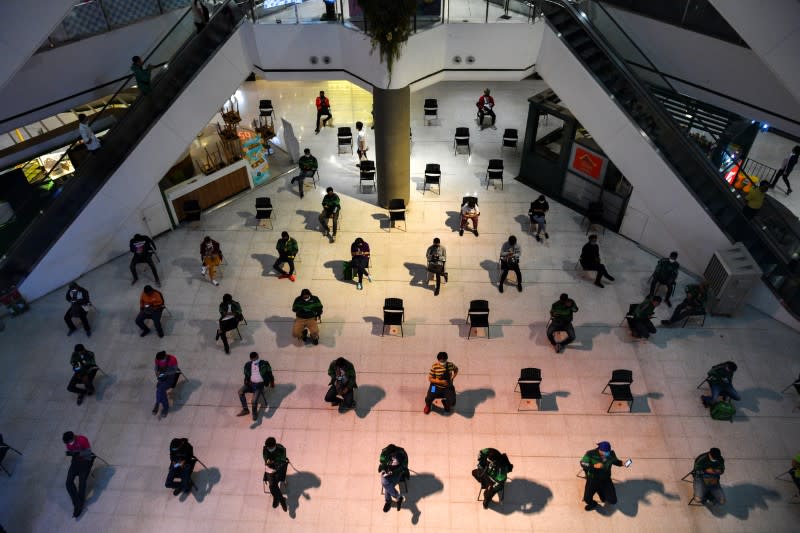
710 400 735 422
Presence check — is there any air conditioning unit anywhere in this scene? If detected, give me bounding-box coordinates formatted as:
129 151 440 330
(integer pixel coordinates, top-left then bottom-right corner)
703 243 761 316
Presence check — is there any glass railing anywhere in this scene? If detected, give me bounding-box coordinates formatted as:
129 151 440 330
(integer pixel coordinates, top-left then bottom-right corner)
0 0 245 288
543 0 800 318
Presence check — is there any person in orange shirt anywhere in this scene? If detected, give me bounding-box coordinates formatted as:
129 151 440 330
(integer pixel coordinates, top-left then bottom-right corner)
136 284 165 337
315 90 332 134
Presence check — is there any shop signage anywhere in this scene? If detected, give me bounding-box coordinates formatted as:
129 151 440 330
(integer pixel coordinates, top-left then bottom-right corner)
243 136 270 186
569 144 607 183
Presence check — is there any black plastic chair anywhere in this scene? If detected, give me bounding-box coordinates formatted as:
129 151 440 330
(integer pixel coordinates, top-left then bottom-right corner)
502 128 518 152
0 434 22 476
602 369 634 413
486 159 504 190
182 199 201 223
259 99 274 117
516 368 542 411
514 368 541 392
382 298 404 337
424 98 438 125
423 163 441 195
337 127 353 154
387 199 406 231
255 197 273 230
454 127 470 156
359 160 376 193
466 299 490 339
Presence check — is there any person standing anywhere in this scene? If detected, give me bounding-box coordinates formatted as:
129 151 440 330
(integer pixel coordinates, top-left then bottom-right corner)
62 431 94 518
580 234 614 288
580 441 629 511
379 444 408 512
662 281 709 326
292 289 322 345
273 231 298 281
700 361 741 407
476 88 496 130
472 448 511 509
627 295 661 339
423 352 458 414
350 237 371 290
67 344 98 406
130 56 153 95
200 235 223 286
77 114 100 152
547 293 578 354
499 235 522 293
426 237 448 296
237 351 274 420
135 285 165 338
648 252 679 306
318 187 341 242
153 351 180 418
770 145 799 194
314 90 332 134
64 282 91 337
263 437 288 512
529 195 549 242
459 198 480 237
216 293 243 354
290 148 318 198
129 233 160 285
743 180 770 219
325 357 357 409
356 121 368 161
692 448 726 505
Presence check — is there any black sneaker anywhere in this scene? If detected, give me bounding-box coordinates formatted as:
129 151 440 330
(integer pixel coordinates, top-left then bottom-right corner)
383 501 392 513
67 328 76 337
173 487 182 496
459 229 464 236
545 233 549 239
236 409 250 417
517 285 523 293
86 329 91 337
272 498 280 508
535 234 541 242
397 496 404 511
443 273 449 283
152 405 159 415
585 501 598 511
302 330 309 342
661 320 671 326
312 337 319 345
665 299 672 307
498 284 503 293
475 230 479 237
77 394 85 406
594 281 604 288
483 496 491 509
140 329 150 337
280 497 287 512
73 505 83 518
434 288 439 296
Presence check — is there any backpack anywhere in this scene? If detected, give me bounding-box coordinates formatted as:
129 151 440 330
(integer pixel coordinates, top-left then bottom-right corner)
710 400 735 421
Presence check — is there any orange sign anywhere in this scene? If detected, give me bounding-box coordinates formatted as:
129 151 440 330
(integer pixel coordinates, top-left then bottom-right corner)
571 146 604 181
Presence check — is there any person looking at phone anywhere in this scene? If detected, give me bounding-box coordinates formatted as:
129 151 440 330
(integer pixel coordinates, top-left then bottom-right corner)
579 441 631 511
423 352 458 414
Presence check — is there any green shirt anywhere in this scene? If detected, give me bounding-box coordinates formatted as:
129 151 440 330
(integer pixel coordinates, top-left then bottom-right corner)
685 284 707 308
653 258 679 283
580 449 622 480
379 445 409 483
263 443 287 467
550 299 578 321
292 295 322 319
321 193 341 214
276 237 298 257
478 448 510 484
299 154 318 173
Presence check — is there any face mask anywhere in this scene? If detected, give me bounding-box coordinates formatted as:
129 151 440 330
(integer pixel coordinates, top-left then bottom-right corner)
267 447 276 453
669 258 676 263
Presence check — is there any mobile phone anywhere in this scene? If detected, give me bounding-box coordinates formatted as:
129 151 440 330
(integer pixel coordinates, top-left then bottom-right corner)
624 459 632 467
430 385 436 393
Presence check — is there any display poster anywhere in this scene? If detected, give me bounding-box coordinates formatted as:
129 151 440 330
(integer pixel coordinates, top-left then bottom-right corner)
348 1 440 18
243 136 270 186
569 144 607 183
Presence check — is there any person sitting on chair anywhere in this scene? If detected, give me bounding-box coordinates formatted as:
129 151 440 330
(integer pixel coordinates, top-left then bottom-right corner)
216 293 243 354
547 293 578 354
314 90 332 134
263 437 288 512
129 233 159 285
153 351 180 418
460 198 480 237
200 235 223 286
529 195 549 242
165 437 195 496
64 282 91 337
379 444 409 512
692 447 726 505
63 431 94 518
426 237 448 296
325 357 357 409
627 295 661 339
580 234 614 288
67 344 98 406
423 352 458 414
662 281 709 326
472 448 511 509
499 235 522 293
237 351 274 420
648 252 679 306
476 88 496 130
350 237 371 291
701 361 740 407
135 285 165 338
318 187 341 242
290 148 317 198
292 289 323 345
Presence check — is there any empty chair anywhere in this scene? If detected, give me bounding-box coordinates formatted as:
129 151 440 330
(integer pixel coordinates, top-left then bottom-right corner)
182 199 201 223
337 127 353 154
602 369 634 413
382 298 404 337
486 159 504 190
466 299 490 339
0 434 22 476
502 128 518 152
255 197 274 230
259 99 274 117
453 127 470 156
423 98 438 125
423 163 441 195
359 160 376 193
387 198 407 231
516 368 542 411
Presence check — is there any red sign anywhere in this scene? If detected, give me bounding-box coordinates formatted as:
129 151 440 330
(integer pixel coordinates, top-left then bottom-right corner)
724 163 740 185
571 146 604 181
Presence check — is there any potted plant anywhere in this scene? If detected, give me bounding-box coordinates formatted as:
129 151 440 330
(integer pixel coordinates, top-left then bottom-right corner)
358 0 417 85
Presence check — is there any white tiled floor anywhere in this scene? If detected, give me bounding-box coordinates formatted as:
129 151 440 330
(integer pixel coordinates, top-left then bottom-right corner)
1 79 799 533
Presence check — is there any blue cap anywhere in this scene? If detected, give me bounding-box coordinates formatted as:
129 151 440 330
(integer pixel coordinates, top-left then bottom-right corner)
597 441 611 452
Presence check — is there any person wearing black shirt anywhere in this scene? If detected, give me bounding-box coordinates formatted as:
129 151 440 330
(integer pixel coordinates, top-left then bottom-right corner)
67 344 98 405
580 234 614 288
165 438 195 496
528 195 549 242
129 233 160 285
64 282 91 337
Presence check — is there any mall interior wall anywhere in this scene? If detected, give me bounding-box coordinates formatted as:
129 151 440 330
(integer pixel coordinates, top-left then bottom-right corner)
18 23 256 301
601 4 800 137
0 0 75 94
0 8 186 132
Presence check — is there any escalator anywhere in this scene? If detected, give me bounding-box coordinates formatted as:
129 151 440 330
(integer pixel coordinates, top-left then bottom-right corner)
0 1 247 293
539 0 800 318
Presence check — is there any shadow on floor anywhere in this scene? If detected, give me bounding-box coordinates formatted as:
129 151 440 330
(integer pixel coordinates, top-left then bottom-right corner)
629 392 664 414
708 483 782 519
323 260 349 282
171 377 202 412
93 371 117 401
404 262 430 287
264 316 299 348
594 478 680 517
455 388 495 418
264 383 297 418
296 210 322 232
251 253 278 276
285 470 322 519
404 471 445 525
537 391 570 412
85 464 116 507
445 211 462 232
171 256 202 280
355 385 385 418
236 210 257 229
480 259 499 284
729 387 783 414
514 214 531 234
491 477 553 515
188 465 221 502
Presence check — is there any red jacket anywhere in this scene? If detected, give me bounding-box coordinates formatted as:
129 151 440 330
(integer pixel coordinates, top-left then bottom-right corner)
155 354 179 373
316 96 330 111
65 435 92 460
200 239 222 259
476 95 495 111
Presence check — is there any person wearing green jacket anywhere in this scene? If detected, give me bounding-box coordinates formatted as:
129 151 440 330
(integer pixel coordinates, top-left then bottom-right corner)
262 437 288 512
290 148 318 198
216 293 244 354
648 252 680 306
662 281 708 326
580 441 629 511
130 56 153 95
701 361 740 407
318 187 341 242
627 295 662 339
292 289 322 345
325 357 356 409
273 231 299 281
692 448 726 505
237 352 274 420
67 344 98 405
472 448 512 509
547 293 578 353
